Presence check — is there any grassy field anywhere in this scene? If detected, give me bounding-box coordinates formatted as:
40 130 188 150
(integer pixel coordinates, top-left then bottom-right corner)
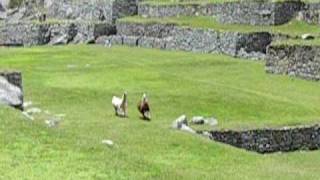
119 16 320 37
1 45 320 179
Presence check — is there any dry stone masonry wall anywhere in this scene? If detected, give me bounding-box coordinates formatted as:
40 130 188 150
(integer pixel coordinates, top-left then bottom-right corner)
0 22 115 46
138 3 220 17
218 1 303 25
209 124 320 153
298 3 320 24
47 0 137 24
266 45 320 81
113 21 272 60
139 1 304 25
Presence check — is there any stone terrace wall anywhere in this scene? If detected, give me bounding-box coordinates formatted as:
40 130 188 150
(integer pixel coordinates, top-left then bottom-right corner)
297 3 320 24
113 22 272 59
266 45 320 81
138 3 221 17
218 1 303 25
0 71 23 110
0 22 115 46
0 23 50 46
47 0 137 24
209 125 320 153
138 1 303 25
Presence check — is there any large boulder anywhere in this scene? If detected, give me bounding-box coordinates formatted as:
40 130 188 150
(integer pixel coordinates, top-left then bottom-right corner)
0 76 23 110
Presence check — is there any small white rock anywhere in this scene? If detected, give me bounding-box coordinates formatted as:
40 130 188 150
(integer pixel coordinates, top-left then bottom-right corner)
204 117 218 127
102 139 114 147
191 116 205 125
26 107 42 114
202 131 212 138
301 34 315 40
22 111 34 121
180 124 196 134
23 101 33 108
45 118 60 128
172 115 188 129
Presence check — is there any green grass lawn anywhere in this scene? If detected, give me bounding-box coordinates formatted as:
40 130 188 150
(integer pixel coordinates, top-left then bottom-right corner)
119 16 320 37
1 45 320 179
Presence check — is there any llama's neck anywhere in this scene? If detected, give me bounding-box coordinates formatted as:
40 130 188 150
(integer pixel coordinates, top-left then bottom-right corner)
122 94 127 104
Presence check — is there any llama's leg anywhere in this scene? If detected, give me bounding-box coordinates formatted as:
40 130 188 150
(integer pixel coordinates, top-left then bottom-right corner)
123 106 127 117
114 107 118 116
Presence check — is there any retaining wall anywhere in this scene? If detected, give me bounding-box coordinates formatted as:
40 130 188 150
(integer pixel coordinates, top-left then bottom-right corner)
209 124 320 153
0 22 115 46
112 22 272 59
138 1 303 25
266 45 320 81
138 3 220 17
47 0 137 23
218 1 303 25
297 3 320 24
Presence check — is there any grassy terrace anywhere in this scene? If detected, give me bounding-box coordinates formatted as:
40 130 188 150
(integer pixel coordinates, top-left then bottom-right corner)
119 16 320 37
1 45 320 179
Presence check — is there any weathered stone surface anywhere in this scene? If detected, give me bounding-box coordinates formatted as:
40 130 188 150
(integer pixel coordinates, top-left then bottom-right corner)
218 1 303 25
266 45 320 81
298 10 320 24
47 0 137 23
298 3 320 24
0 22 115 46
102 35 123 45
138 3 221 17
116 22 272 60
191 116 205 125
172 115 188 129
0 71 23 110
209 125 320 153
116 21 175 38
138 36 167 49
122 36 139 47
0 22 50 46
138 1 303 25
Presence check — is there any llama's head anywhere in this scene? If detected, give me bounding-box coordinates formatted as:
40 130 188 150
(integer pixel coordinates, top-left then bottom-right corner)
142 93 148 102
